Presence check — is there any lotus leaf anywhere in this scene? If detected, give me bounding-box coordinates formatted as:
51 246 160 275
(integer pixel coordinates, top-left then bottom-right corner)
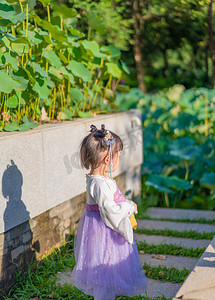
70 88 84 102
0 70 20 93
200 173 215 188
67 60 92 82
33 78 50 100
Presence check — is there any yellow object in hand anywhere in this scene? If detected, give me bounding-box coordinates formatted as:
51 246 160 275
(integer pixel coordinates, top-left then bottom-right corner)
129 214 137 230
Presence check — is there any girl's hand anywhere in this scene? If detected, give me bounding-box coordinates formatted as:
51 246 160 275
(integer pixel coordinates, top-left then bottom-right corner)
132 201 138 214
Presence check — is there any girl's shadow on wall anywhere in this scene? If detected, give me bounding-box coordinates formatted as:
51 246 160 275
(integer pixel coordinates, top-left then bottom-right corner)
0 160 40 293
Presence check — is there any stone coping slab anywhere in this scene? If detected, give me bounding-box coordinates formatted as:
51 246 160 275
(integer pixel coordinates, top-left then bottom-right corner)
144 208 215 221
135 234 211 249
140 253 198 271
137 220 215 233
174 236 215 300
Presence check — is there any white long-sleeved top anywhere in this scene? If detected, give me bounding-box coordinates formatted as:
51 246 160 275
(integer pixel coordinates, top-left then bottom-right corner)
86 174 135 244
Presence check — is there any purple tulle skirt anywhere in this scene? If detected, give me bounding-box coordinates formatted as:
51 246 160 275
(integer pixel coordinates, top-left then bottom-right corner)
72 204 147 299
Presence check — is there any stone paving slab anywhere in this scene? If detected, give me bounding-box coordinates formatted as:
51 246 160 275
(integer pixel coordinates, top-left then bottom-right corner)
140 253 198 271
137 219 215 233
135 233 211 249
56 269 181 299
175 236 215 300
144 207 215 221
146 278 181 299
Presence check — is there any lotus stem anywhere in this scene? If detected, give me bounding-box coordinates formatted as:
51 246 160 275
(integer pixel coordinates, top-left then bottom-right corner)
26 3 28 37
52 87 56 120
205 96 208 136
17 91 21 125
184 160 189 180
164 192 169 208
19 1 25 30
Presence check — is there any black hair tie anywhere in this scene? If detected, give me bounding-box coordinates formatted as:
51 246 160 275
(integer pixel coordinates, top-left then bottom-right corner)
90 124 97 133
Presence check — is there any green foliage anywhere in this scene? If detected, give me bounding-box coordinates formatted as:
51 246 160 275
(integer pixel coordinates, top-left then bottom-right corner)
116 86 215 209
0 0 126 131
137 241 205 257
136 228 215 240
143 263 189 283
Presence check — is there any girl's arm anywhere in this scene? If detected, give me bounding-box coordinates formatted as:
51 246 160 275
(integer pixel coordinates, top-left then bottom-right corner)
90 179 135 243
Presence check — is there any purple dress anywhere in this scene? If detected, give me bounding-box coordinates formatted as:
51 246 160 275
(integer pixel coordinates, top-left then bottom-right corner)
72 177 147 300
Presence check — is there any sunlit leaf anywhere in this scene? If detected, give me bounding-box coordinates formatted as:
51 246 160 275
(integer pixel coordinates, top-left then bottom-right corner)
4 52 18 71
106 62 122 78
43 49 62 69
0 70 20 93
33 77 50 100
7 95 18 108
67 60 92 82
69 87 84 102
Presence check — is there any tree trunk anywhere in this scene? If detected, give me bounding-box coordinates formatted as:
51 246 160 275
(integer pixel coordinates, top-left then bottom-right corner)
132 0 146 93
208 0 215 87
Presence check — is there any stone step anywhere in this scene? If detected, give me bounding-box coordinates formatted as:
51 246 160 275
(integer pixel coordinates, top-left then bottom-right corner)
140 253 198 271
137 219 215 233
144 207 215 221
135 233 210 249
145 278 181 299
174 236 215 300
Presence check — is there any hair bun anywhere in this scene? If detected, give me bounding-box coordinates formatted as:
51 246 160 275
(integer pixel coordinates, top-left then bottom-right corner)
90 124 97 133
101 124 107 135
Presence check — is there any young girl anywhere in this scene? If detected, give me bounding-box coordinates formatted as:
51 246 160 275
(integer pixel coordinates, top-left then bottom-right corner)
72 124 147 300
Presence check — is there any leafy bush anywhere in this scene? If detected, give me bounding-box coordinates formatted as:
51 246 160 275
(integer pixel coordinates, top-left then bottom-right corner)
0 0 129 132
116 85 215 209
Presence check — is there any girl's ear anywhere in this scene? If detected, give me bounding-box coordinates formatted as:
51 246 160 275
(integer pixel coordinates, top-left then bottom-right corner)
104 155 109 165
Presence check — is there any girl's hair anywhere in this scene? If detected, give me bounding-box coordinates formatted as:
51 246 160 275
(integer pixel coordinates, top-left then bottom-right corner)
80 124 123 170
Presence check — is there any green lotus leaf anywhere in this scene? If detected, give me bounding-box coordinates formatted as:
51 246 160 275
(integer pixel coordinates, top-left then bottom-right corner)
78 111 93 118
200 173 215 188
164 175 193 191
4 122 20 132
59 66 74 84
39 19 67 43
43 49 62 69
86 11 106 35
11 69 29 91
20 30 42 45
120 60 130 74
7 95 18 108
69 87 84 102
32 62 49 78
18 123 32 131
145 174 175 193
39 0 51 7
33 78 50 100
48 66 63 81
11 43 29 55
106 62 122 79
82 40 106 58
20 66 36 85
4 52 18 71
58 52 68 64
9 11 26 25
169 112 197 130
67 60 92 82
170 145 202 160
0 3 15 20
52 5 77 18
103 45 121 59
0 70 20 93
67 27 84 38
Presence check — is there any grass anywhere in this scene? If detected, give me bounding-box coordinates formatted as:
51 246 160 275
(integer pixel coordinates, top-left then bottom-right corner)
143 263 189 283
137 241 205 257
135 228 215 240
4 239 171 300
